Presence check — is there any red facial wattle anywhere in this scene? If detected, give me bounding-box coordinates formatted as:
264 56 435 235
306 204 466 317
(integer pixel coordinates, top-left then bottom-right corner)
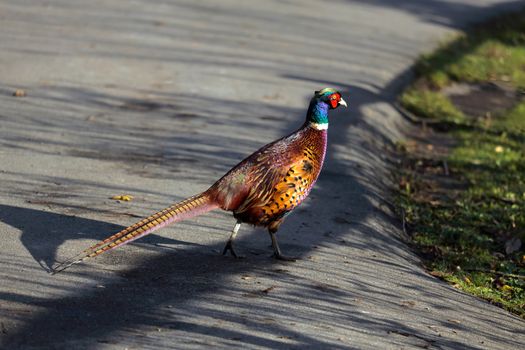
329 93 341 108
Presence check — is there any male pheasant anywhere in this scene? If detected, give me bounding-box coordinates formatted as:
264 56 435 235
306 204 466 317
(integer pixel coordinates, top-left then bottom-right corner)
51 88 347 274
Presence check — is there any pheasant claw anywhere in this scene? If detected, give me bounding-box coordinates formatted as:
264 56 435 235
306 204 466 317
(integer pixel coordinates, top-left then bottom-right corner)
272 252 298 262
222 240 245 259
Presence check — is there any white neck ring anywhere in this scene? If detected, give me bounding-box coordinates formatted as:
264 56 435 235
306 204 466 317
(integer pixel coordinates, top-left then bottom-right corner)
309 122 328 130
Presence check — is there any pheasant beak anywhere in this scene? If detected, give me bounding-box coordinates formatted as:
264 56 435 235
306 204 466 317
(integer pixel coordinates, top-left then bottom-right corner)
338 98 348 108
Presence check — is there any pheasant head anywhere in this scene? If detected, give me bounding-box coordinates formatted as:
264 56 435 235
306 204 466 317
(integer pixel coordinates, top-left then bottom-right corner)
306 88 347 130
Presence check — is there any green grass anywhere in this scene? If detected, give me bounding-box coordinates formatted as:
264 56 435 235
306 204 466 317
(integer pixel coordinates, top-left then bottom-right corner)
413 11 525 90
421 39 525 89
400 89 465 123
493 101 525 134
397 9 525 317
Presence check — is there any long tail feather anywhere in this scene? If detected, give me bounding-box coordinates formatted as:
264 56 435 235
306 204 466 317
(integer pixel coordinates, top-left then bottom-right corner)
51 191 218 274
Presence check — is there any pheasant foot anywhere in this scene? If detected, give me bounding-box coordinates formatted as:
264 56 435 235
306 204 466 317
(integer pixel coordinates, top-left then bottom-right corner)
222 239 245 259
270 232 298 261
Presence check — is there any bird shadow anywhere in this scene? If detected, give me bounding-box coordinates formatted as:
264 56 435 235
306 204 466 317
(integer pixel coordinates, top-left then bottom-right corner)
0 204 196 272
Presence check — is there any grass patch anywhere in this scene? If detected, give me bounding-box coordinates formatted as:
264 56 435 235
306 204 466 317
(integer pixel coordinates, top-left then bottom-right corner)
493 101 525 134
397 9 525 317
413 11 525 89
400 89 465 123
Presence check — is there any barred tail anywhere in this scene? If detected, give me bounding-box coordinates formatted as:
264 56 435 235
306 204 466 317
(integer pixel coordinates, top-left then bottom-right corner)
51 192 218 275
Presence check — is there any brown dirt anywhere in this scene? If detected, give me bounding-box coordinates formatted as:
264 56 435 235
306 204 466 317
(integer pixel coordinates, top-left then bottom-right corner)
442 81 522 118
399 128 464 206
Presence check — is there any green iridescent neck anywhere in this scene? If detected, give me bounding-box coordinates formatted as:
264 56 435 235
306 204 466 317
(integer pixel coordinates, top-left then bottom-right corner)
306 99 329 125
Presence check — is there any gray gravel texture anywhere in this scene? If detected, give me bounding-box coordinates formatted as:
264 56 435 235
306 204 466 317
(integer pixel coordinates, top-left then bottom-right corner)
1 1 524 349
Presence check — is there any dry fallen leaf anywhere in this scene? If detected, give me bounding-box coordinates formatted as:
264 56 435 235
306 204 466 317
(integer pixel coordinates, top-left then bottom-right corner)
429 270 445 278
501 285 513 293
111 194 134 201
13 89 26 97
261 285 276 294
401 300 416 308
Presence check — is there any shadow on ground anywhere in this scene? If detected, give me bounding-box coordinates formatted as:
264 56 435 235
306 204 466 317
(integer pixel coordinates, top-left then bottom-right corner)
1 0 524 349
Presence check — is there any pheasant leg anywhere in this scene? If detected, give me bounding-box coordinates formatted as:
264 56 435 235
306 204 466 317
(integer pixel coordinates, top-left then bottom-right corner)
269 232 298 261
222 221 244 258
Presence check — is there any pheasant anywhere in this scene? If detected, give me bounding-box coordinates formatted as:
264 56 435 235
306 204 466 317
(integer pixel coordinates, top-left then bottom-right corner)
51 88 347 274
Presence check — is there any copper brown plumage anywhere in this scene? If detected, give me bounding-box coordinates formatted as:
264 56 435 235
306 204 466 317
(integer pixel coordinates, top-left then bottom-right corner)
51 88 347 274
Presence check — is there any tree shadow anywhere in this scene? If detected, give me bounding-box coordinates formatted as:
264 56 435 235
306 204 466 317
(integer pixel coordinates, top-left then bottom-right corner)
2 78 519 350
1 205 493 350
1 0 525 349
343 0 525 29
